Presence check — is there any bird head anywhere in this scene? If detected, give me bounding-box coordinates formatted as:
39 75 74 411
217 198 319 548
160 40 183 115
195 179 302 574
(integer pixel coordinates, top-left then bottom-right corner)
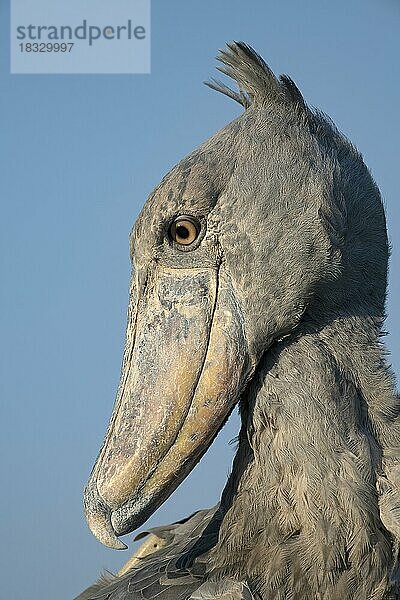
83 43 388 549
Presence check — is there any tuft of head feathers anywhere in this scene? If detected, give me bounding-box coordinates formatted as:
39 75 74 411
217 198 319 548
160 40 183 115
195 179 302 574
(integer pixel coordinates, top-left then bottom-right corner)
205 41 308 115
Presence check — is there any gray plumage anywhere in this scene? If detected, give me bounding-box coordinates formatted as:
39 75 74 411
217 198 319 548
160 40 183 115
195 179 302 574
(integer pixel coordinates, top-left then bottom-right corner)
76 507 228 599
76 42 399 599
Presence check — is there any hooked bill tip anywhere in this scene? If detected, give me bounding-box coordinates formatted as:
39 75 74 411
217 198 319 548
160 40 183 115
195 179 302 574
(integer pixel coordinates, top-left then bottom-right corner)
84 486 128 550
87 509 128 550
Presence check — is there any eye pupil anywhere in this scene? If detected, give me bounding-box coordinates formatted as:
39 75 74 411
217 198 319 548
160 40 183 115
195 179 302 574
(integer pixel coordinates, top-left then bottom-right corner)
176 225 190 239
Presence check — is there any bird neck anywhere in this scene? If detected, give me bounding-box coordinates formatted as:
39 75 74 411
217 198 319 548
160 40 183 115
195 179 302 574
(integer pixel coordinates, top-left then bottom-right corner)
209 314 399 599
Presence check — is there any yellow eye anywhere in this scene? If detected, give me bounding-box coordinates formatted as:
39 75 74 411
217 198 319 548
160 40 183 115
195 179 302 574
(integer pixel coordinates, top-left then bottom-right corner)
169 216 200 247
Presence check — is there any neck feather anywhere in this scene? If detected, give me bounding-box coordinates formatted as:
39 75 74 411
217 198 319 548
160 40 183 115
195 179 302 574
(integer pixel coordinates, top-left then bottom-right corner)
209 314 399 599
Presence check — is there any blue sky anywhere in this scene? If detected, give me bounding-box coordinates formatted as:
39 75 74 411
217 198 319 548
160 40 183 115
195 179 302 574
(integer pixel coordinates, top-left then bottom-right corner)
1 1 399 599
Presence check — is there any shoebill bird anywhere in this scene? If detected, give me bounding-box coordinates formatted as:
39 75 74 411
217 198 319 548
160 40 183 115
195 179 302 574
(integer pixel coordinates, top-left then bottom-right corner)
76 43 400 600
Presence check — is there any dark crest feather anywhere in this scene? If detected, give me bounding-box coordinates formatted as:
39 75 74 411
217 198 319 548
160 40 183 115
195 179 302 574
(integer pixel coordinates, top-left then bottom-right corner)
204 77 251 108
206 41 308 117
279 74 308 112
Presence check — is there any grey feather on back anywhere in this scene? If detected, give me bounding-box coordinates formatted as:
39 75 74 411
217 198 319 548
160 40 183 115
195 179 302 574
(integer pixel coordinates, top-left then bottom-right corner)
74 507 224 600
189 580 258 599
75 572 116 600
